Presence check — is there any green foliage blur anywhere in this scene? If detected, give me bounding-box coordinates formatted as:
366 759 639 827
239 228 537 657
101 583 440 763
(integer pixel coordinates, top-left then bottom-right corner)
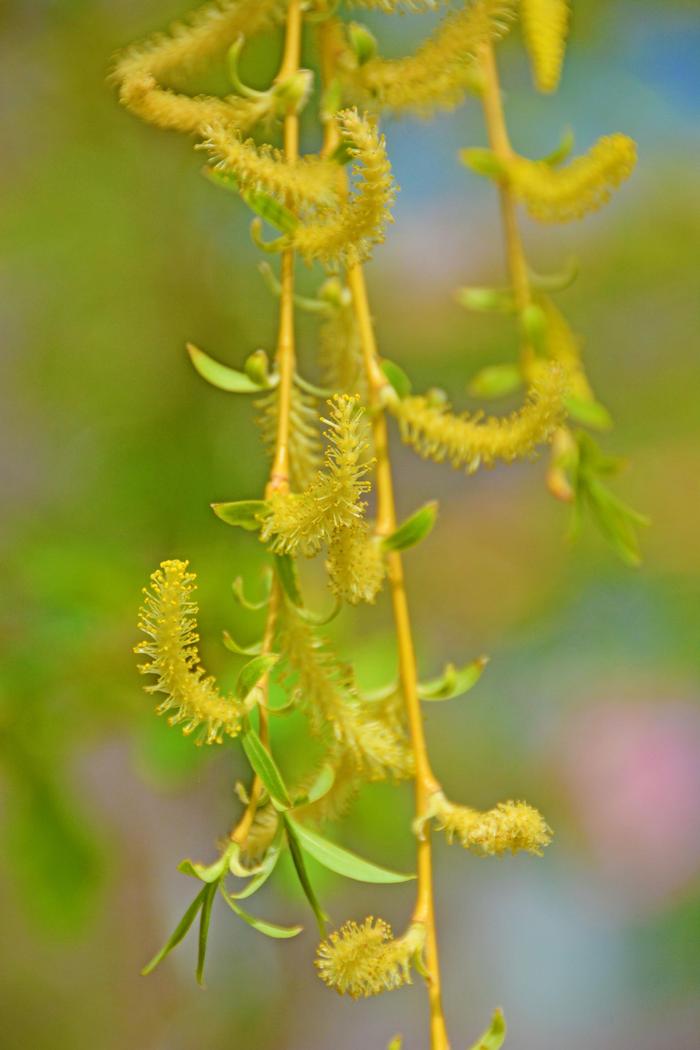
1 2 699 1048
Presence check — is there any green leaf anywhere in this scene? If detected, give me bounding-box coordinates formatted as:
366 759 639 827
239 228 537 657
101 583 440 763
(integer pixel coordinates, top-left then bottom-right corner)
232 571 272 611
520 304 547 355
382 502 438 553
220 886 302 939
468 1008 507 1050
187 343 270 393
565 395 613 431
455 287 515 314
286 818 415 884
295 597 342 627
211 499 269 531
241 727 291 810
222 630 263 657
381 359 412 399
528 256 579 293
141 885 207 976
460 148 505 179
418 656 489 702
468 364 522 400
230 830 284 900
538 126 575 167
283 817 328 937
294 763 336 807
235 653 279 701
196 880 217 986
204 168 299 234
275 553 304 607
178 850 230 883
348 22 378 65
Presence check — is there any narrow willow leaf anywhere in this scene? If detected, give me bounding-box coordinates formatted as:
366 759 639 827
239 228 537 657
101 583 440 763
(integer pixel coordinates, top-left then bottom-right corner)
381 359 412 399
565 394 613 431
275 553 303 607
204 168 299 234
141 885 206 976
468 364 522 400
460 148 505 179
196 880 217 987
418 656 489 702
235 654 279 701
230 831 284 900
187 343 269 393
528 256 579 292
468 1008 507 1050
220 886 302 939
294 763 336 807
286 818 415 884
456 287 515 314
241 727 291 810
295 597 342 628
232 572 272 611
538 126 575 167
520 304 548 354
211 500 268 530
382 502 438 553
178 850 230 883
222 630 263 657
284 817 328 937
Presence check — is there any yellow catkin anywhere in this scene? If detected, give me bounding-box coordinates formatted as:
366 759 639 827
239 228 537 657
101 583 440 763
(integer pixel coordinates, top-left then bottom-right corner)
520 0 570 93
279 608 413 781
326 522 386 605
318 282 367 397
540 297 594 402
316 919 426 998
111 0 286 136
344 0 515 116
388 363 566 473
503 134 638 222
431 793 552 856
260 395 371 556
135 560 244 744
291 109 396 266
202 126 339 211
256 384 323 491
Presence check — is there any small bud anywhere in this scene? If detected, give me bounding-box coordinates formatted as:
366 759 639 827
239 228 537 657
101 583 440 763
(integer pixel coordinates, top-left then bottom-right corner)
244 349 270 385
348 22 378 66
425 387 448 407
520 303 547 353
318 277 345 307
273 68 314 113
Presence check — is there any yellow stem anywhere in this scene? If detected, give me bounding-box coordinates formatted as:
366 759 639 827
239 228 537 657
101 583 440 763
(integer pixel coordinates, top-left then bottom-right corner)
479 40 534 371
233 0 303 844
348 263 448 1050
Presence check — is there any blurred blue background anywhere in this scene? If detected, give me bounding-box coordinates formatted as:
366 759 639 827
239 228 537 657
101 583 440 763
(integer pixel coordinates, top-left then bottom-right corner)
1 2 699 1048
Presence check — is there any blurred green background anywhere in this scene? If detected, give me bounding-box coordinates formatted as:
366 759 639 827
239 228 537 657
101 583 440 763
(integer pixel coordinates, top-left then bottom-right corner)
2 2 700 1048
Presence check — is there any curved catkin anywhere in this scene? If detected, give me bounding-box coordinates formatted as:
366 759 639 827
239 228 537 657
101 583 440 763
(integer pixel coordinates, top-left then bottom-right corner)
431 793 553 856
135 560 244 744
316 919 425 998
520 0 570 93
326 523 386 605
504 134 638 222
345 0 515 116
111 0 286 135
291 110 396 266
388 364 566 473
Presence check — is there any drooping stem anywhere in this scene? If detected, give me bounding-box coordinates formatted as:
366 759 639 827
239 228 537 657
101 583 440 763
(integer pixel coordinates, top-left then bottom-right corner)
479 40 534 369
348 264 448 1050
232 0 303 842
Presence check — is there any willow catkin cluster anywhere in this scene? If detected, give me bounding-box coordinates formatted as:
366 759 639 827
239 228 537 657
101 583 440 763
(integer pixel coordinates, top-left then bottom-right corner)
388 363 566 473
111 0 287 136
135 560 244 744
342 0 515 116
502 133 638 222
430 793 553 856
256 384 323 491
520 0 570 93
316 918 426 998
261 395 372 556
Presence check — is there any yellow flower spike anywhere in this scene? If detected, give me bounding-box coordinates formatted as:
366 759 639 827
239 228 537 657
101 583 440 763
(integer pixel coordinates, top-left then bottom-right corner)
326 523 386 605
135 560 245 744
387 363 566 474
521 0 570 94
315 918 426 998
429 791 553 856
503 134 638 222
261 394 372 556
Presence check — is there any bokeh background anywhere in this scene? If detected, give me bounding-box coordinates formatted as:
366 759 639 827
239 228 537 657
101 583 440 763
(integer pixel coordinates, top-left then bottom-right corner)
2 1 700 1048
